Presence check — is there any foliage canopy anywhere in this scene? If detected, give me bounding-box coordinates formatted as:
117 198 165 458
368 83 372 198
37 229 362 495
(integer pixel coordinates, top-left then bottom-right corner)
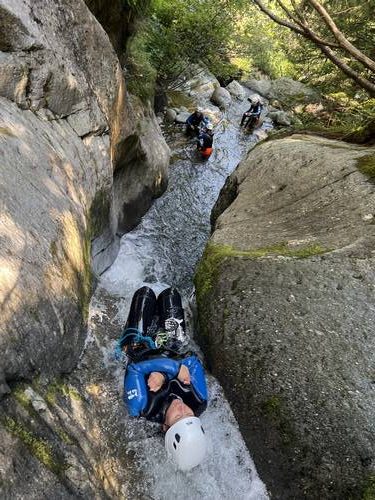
124 0 375 101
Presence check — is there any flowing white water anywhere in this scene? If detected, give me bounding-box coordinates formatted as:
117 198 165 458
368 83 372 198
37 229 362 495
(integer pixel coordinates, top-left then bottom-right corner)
94 92 272 499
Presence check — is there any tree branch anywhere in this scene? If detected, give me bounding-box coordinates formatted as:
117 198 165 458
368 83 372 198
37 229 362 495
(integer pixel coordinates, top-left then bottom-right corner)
318 44 375 95
274 0 304 27
307 0 375 73
252 0 305 35
251 0 375 96
252 0 340 49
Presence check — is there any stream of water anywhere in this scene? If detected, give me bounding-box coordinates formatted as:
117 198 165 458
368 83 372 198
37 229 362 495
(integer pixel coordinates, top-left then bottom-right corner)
91 90 272 499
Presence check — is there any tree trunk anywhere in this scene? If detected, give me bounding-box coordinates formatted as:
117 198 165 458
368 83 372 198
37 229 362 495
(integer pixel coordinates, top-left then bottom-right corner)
307 0 375 73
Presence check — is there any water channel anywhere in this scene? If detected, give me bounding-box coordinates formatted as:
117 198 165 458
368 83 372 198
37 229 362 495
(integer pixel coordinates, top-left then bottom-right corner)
90 88 272 499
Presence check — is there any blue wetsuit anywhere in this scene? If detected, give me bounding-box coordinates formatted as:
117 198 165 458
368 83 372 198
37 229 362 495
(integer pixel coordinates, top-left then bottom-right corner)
124 354 208 423
186 112 204 129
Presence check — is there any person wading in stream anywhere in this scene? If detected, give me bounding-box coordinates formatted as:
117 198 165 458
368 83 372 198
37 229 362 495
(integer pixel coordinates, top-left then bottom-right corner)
186 107 205 136
117 286 208 471
197 122 214 159
240 95 263 129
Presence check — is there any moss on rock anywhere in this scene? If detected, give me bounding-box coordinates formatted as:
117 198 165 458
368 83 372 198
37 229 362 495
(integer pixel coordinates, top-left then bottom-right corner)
89 188 111 239
362 475 375 500
357 155 375 180
12 384 32 411
195 241 329 303
3 417 67 474
166 90 195 110
46 379 83 406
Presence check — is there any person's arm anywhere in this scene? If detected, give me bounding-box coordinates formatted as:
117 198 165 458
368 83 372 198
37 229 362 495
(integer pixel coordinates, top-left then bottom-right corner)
180 356 208 401
124 358 181 416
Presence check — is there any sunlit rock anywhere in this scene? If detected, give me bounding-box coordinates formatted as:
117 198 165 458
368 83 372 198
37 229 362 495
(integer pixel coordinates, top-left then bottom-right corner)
196 134 375 498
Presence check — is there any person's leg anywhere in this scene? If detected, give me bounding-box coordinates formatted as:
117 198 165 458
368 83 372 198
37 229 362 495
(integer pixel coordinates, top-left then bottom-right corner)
120 287 158 360
245 115 255 130
157 288 185 330
125 286 157 336
156 288 188 351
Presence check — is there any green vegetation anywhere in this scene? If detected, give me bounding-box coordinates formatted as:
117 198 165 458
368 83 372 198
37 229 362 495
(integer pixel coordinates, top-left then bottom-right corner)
126 29 158 102
289 95 375 144
46 379 82 406
357 155 375 180
195 241 329 305
125 0 250 101
12 385 32 411
56 428 74 446
124 0 375 143
362 475 375 500
3 417 67 474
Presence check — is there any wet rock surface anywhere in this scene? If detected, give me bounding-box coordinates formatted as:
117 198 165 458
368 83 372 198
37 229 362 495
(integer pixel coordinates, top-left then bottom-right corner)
0 291 141 499
0 0 169 389
196 135 375 499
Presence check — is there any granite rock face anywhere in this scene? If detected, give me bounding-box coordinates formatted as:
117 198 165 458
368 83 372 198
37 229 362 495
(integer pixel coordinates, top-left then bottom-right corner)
174 63 220 99
244 77 320 104
196 135 375 499
0 0 169 390
226 80 246 100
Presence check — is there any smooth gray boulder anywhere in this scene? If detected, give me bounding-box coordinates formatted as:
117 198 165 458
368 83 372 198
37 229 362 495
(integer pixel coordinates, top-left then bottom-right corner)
165 108 177 122
211 86 232 108
196 135 375 499
245 77 319 104
226 80 245 100
268 110 292 126
244 78 272 98
175 111 191 124
174 63 220 99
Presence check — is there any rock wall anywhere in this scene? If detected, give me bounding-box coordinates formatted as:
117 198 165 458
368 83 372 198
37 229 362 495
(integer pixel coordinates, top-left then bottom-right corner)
0 0 169 393
84 0 129 61
195 135 375 499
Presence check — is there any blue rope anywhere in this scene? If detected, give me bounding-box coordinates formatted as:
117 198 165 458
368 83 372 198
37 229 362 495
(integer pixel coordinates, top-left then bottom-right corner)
114 327 156 361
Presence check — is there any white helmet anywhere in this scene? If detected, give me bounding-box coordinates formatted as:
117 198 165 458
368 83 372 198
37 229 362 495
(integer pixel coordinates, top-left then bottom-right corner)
206 123 213 131
165 417 207 470
251 95 260 104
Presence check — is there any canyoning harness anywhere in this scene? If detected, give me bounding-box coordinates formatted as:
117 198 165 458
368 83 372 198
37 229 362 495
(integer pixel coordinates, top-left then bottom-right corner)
115 322 189 367
115 328 157 367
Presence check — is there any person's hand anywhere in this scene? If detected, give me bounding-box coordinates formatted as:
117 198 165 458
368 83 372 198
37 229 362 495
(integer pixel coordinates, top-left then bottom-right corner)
147 372 165 392
177 365 191 385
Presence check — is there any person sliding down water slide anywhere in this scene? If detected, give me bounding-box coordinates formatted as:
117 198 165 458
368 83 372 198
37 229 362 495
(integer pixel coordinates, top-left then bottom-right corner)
117 286 208 471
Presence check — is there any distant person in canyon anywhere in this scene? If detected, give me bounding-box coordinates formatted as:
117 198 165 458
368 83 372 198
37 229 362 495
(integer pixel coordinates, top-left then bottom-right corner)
118 286 208 471
186 107 205 136
197 122 214 159
240 95 263 129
